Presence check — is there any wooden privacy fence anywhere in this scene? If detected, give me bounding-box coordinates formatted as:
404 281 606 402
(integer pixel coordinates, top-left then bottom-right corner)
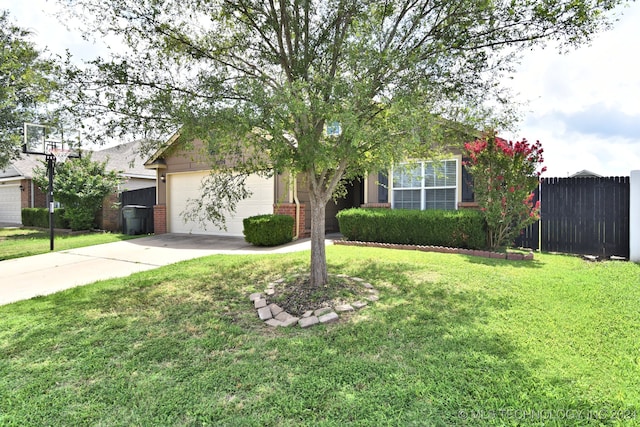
515 176 630 258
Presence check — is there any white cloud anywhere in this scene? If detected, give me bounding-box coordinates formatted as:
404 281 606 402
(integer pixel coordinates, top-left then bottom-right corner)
5 0 111 61
531 104 640 140
510 118 640 177
505 2 640 176
512 3 640 115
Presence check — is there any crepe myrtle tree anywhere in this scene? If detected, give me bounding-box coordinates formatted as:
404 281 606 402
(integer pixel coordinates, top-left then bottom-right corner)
464 134 546 250
59 0 627 287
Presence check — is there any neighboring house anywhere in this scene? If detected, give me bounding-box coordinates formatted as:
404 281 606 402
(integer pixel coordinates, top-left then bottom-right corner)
569 169 603 178
92 141 156 191
0 154 48 224
0 141 155 226
92 141 157 232
145 131 477 237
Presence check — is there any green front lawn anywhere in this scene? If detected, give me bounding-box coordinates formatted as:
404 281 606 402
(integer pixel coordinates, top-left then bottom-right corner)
0 228 143 260
1 247 638 426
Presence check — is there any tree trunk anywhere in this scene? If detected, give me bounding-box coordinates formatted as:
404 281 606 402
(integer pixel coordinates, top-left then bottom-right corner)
309 187 328 287
305 160 349 288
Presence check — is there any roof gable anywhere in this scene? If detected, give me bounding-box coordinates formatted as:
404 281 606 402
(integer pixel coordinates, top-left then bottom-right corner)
91 141 155 179
1 141 155 181
0 153 44 180
144 129 181 168
569 169 602 178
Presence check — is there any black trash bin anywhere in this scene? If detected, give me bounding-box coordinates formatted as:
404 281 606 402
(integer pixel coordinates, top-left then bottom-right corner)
122 205 149 235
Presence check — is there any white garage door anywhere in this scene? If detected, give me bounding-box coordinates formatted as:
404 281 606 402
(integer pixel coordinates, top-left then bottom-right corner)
167 171 274 236
0 184 22 224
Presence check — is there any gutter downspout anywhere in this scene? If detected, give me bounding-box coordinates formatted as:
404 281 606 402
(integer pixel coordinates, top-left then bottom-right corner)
363 172 368 206
291 172 301 240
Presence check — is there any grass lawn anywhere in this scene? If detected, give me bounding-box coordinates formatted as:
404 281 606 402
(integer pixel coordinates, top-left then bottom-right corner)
0 228 143 260
1 246 639 426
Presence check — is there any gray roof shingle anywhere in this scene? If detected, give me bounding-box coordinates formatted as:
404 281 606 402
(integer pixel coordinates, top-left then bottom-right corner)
0 154 45 180
88 141 154 179
0 141 154 180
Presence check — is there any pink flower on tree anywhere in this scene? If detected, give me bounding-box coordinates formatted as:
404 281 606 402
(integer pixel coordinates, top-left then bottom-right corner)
464 132 545 249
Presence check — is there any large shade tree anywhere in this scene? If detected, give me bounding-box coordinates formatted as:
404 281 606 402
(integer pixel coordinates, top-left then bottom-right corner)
60 0 626 286
0 10 60 169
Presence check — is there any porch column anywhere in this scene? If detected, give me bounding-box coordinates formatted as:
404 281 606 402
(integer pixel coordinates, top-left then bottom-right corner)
630 171 640 262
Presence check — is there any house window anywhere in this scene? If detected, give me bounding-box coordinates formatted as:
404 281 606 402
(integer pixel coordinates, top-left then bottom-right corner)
392 159 458 210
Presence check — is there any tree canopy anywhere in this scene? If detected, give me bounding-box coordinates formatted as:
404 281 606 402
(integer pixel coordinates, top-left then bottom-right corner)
60 0 628 286
0 10 60 169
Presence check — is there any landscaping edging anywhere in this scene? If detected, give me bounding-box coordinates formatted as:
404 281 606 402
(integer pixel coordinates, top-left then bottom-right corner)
332 240 534 261
250 275 379 328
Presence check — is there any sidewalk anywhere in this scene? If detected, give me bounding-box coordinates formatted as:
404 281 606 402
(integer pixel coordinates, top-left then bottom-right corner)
1 234 331 306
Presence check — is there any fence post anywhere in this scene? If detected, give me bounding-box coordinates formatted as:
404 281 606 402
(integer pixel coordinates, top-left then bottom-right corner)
631 171 640 262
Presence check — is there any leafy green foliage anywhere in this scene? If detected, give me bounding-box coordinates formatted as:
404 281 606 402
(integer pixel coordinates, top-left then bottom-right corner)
337 208 486 249
464 134 545 249
243 214 294 246
59 0 627 285
33 154 122 230
21 208 69 229
0 11 60 169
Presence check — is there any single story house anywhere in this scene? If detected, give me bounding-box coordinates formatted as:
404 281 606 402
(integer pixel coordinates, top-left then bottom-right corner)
144 131 477 237
0 154 48 224
91 141 157 231
91 141 157 192
0 141 155 226
569 169 602 178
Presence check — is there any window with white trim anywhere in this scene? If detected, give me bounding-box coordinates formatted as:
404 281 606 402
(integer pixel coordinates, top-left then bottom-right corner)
392 159 458 210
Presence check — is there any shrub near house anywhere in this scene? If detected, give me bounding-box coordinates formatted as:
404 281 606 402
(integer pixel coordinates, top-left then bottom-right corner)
21 208 69 229
243 214 294 246
337 208 486 249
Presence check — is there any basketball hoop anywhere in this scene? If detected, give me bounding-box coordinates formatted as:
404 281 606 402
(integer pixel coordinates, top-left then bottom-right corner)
23 122 81 252
24 123 81 158
49 148 71 164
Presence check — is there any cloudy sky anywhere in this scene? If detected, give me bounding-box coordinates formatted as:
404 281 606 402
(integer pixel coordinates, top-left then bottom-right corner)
503 2 640 177
5 0 640 177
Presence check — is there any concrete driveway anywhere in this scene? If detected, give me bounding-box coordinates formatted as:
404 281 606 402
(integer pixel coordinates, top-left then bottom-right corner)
1 233 330 306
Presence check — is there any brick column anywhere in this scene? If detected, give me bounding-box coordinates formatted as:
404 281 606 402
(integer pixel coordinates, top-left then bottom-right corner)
274 203 305 238
33 185 47 207
20 179 29 208
98 193 120 231
154 204 167 234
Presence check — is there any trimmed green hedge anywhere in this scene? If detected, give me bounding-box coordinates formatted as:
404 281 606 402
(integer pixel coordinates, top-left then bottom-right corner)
21 208 70 229
337 208 487 249
243 214 294 247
